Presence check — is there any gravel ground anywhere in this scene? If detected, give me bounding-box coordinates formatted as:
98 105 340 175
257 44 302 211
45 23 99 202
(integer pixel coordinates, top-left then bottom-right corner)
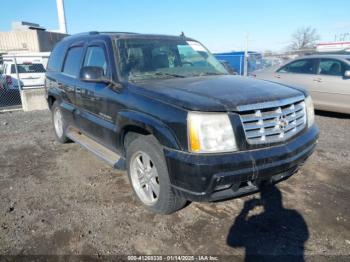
0 109 349 260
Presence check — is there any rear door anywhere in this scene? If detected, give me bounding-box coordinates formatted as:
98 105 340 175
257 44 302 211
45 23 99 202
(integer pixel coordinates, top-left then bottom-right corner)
313 58 350 113
59 43 85 106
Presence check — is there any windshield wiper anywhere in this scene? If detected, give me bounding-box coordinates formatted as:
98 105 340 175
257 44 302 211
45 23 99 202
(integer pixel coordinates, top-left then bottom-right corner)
129 72 185 82
198 72 225 76
154 72 185 78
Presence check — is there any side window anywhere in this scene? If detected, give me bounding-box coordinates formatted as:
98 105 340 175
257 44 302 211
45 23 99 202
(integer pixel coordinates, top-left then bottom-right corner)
62 46 84 77
278 59 316 74
277 64 289 73
318 59 343 76
83 46 108 76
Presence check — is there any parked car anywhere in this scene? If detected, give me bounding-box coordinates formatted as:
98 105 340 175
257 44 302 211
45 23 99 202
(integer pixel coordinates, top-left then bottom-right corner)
1 60 46 90
46 32 318 214
253 55 350 114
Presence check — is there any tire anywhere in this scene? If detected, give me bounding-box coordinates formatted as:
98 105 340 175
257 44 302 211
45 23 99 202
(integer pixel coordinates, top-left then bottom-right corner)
126 135 187 214
52 101 69 143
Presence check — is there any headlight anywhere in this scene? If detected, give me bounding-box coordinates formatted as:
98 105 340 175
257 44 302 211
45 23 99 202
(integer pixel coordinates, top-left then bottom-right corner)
305 96 315 128
187 112 238 153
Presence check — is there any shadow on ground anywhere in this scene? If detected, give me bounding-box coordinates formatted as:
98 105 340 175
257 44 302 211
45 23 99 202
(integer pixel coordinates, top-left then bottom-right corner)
315 110 350 119
227 185 309 261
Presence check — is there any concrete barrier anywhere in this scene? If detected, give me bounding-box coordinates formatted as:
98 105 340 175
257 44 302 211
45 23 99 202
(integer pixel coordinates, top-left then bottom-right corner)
20 88 48 111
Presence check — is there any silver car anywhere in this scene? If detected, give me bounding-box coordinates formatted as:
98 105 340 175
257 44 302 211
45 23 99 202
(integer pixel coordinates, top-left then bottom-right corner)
254 55 350 114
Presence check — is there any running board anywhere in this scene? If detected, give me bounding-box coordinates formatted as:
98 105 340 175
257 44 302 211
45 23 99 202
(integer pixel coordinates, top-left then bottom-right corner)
66 127 125 170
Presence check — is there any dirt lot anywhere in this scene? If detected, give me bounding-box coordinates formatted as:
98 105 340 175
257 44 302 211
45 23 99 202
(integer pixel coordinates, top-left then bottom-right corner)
0 110 349 260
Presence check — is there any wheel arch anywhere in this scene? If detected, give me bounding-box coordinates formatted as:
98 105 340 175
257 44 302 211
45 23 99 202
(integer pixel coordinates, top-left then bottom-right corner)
118 110 181 155
47 95 57 110
46 88 62 110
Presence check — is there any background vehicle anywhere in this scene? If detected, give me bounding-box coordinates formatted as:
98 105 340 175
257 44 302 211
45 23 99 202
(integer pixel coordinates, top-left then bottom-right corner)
46 32 318 214
253 55 350 114
1 61 46 90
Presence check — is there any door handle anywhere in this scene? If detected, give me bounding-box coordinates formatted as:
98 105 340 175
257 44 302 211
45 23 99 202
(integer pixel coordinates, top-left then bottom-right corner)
275 75 281 79
313 78 322 83
76 87 81 93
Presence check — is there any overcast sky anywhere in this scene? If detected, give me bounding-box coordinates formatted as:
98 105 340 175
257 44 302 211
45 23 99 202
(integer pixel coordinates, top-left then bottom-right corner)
1 0 349 52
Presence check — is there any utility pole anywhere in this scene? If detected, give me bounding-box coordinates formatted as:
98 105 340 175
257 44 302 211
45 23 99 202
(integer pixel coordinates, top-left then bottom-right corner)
244 33 249 77
56 0 67 34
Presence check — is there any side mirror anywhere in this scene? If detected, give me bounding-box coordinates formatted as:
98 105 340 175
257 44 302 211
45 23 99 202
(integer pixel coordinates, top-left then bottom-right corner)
80 66 122 90
344 70 350 78
80 66 105 83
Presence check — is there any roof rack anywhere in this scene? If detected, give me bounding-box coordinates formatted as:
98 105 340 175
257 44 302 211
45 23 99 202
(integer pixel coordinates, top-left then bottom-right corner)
78 31 139 36
99 31 139 35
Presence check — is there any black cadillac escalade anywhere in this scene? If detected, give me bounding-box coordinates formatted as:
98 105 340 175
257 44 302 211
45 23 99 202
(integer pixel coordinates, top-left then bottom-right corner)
45 32 319 214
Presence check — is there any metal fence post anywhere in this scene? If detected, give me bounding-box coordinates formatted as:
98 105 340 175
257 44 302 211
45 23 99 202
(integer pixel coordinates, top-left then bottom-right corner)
239 56 242 75
13 56 22 90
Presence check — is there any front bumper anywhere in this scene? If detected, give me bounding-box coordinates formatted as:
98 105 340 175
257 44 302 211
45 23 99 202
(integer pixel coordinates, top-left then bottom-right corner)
164 124 319 202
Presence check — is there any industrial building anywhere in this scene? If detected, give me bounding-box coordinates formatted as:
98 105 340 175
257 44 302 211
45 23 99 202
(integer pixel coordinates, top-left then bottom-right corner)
0 21 68 53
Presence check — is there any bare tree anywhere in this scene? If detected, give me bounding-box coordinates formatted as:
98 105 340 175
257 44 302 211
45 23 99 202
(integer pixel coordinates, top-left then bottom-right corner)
289 27 320 51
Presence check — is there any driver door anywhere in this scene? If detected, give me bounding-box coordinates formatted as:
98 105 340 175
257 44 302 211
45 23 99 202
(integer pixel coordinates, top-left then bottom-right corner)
273 58 318 92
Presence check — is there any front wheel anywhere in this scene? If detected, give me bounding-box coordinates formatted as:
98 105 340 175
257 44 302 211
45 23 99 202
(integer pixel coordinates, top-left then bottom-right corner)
126 135 186 214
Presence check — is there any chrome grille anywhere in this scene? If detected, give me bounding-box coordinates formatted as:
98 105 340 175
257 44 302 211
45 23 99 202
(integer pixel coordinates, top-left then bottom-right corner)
239 98 306 144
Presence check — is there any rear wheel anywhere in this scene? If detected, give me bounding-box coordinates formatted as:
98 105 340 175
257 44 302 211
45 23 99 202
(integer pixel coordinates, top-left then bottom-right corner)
126 135 186 214
52 101 69 143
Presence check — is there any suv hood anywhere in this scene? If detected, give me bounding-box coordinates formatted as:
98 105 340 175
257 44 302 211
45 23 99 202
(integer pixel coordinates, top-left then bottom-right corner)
129 75 305 112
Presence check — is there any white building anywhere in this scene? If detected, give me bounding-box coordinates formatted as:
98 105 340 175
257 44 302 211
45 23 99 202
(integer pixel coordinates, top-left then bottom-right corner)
316 41 350 53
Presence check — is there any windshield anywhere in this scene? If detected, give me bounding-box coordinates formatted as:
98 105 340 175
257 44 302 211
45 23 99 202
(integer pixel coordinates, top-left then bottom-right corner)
116 38 228 82
11 63 46 74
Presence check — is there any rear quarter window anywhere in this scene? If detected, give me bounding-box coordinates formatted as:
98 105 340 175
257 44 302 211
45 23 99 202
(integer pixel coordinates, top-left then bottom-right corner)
47 42 66 72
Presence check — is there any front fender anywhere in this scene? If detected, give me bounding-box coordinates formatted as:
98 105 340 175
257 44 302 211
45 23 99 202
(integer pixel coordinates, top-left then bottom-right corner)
117 110 181 151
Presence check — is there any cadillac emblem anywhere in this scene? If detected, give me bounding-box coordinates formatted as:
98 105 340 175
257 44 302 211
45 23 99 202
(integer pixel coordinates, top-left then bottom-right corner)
278 116 289 130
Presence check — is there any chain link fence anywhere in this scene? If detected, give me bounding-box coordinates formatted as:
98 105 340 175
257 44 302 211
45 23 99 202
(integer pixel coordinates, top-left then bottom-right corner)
0 53 49 112
0 61 22 112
